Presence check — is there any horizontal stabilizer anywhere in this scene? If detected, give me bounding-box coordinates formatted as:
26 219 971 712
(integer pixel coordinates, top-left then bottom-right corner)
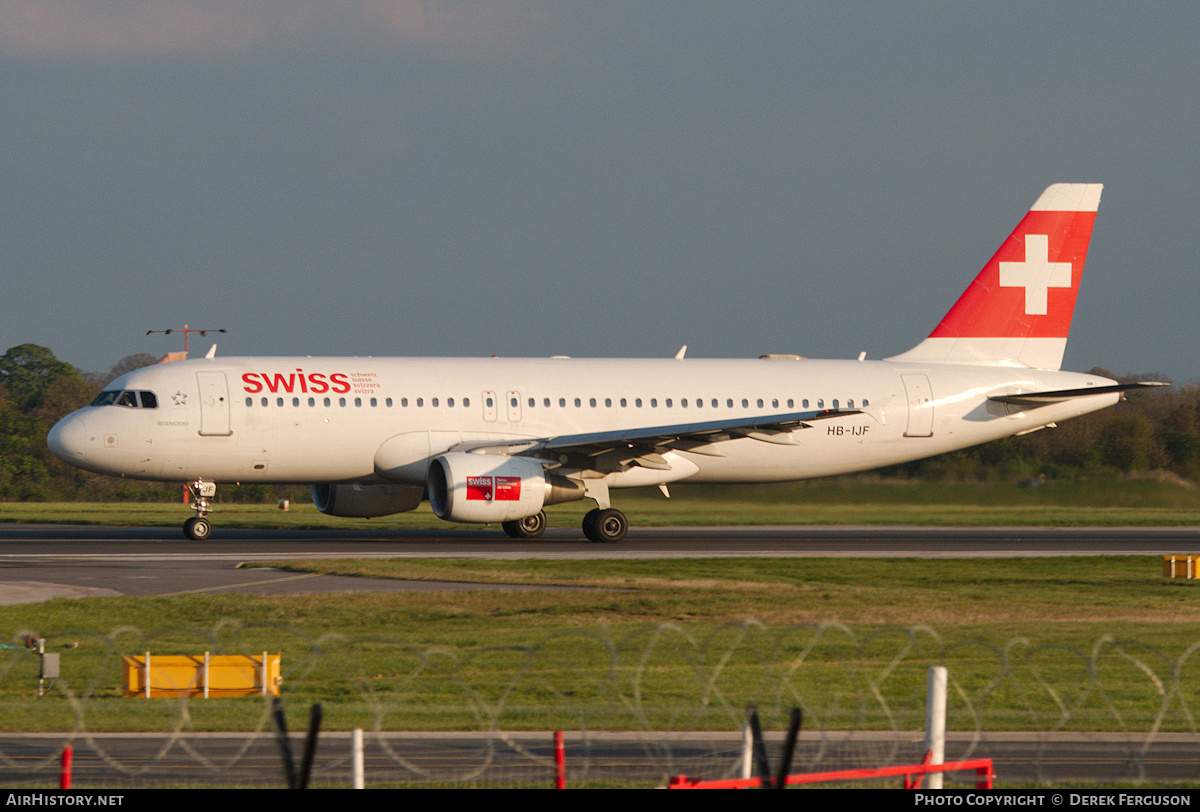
988 381 1167 407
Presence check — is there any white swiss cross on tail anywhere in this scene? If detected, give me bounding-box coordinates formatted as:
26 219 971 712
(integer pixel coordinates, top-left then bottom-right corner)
999 234 1072 316
887 183 1102 371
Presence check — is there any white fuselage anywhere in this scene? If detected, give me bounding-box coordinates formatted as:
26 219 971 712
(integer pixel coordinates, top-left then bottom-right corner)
48 355 1120 488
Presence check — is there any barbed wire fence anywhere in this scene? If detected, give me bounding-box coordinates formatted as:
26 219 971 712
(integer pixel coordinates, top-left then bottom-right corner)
2 621 1200 787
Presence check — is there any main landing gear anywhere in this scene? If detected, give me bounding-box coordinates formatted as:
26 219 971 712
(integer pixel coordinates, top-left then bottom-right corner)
499 506 629 542
183 479 216 541
502 511 547 539
582 508 628 543
579 479 626 542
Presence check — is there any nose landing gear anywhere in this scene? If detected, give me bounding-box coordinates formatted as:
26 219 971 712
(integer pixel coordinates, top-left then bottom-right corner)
183 479 216 540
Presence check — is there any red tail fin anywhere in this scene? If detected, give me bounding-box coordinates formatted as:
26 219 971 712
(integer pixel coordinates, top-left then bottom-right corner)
888 184 1102 369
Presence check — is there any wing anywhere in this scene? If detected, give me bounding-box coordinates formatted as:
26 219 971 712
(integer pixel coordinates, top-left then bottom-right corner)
452 408 860 473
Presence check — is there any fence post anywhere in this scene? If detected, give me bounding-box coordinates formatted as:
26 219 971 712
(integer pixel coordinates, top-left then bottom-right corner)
740 719 752 779
60 745 72 790
925 665 948 790
555 730 566 789
352 728 364 789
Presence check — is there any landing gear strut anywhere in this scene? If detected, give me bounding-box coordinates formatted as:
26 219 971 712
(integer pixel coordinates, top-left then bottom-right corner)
183 479 216 541
579 479 627 542
502 511 547 539
582 508 628 543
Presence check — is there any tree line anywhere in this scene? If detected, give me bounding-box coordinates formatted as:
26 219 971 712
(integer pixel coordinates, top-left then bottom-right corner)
0 344 291 502
0 343 1196 503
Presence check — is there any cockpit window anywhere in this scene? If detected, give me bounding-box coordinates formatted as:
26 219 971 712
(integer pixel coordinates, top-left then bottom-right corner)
90 390 159 409
90 391 120 407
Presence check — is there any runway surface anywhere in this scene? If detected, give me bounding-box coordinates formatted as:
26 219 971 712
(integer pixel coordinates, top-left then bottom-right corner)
0 523 1195 604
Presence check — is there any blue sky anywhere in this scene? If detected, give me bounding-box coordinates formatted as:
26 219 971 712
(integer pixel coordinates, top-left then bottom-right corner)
2 2 1197 379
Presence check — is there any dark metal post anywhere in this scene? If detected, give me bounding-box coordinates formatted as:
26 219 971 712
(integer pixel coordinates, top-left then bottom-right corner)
272 697 297 789
774 707 803 789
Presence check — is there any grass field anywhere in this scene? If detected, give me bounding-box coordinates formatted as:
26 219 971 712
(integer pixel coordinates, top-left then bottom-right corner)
1 555 1199 735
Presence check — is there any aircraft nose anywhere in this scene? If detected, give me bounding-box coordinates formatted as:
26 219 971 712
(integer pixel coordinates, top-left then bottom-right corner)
47 415 86 464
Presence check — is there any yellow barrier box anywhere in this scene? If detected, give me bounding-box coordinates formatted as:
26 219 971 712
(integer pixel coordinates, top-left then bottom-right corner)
122 652 281 698
1163 555 1198 579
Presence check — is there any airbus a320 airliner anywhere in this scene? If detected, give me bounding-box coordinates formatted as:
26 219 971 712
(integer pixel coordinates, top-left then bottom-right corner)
48 184 1154 542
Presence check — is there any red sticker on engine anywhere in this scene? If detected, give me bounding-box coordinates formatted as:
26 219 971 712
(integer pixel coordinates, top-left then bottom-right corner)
494 476 521 501
466 476 493 501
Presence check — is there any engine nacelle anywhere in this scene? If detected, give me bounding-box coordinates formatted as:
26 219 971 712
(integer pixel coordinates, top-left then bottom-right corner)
427 453 584 523
311 482 424 518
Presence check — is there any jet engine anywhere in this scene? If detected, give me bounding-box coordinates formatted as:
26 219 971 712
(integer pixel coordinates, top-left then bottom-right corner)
427 453 585 523
311 482 424 518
